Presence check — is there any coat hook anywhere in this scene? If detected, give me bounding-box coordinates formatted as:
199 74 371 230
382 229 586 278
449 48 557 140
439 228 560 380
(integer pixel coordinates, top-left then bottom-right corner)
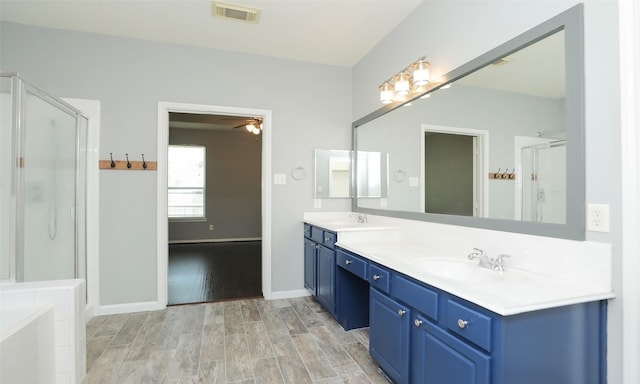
142 154 147 169
126 153 132 168
110 153 116 168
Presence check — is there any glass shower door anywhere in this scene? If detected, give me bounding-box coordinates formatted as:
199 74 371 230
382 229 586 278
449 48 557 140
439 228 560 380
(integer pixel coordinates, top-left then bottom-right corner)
521 141 566 224
18 88 80 281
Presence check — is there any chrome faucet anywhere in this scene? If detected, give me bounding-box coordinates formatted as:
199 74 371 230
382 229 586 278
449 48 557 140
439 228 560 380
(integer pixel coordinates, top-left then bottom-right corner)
348 213 368 224
467 248 510 271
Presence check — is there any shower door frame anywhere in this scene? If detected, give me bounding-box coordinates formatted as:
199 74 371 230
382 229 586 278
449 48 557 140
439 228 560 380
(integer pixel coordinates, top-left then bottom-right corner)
5 74 89 284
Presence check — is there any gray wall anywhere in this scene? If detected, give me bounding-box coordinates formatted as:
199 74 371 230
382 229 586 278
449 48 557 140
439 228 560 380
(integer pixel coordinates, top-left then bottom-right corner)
352 0 622 381
168 128 261 242
0 21 353 304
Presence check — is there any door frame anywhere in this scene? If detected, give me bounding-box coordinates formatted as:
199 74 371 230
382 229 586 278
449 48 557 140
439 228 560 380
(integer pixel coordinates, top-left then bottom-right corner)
157 102 272 307
420 124 489 217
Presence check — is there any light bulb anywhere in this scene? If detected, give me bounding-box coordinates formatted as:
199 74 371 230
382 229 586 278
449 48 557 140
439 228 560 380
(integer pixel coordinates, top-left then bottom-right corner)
412 59 430 86
379 82 394 104
394 72 410 96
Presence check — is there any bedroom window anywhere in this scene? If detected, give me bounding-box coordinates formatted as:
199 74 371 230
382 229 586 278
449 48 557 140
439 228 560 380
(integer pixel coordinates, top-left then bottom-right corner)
168 145 206 219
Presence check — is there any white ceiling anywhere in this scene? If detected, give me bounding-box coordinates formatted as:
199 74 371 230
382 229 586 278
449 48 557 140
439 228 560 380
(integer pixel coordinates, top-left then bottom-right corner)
0 0 423 67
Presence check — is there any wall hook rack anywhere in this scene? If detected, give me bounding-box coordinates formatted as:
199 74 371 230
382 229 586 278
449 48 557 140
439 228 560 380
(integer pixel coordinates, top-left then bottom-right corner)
100 153 157 171
489 168 516 180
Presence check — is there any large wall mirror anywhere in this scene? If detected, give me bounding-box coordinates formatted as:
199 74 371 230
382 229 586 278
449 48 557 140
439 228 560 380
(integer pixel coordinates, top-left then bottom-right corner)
352 5 585 240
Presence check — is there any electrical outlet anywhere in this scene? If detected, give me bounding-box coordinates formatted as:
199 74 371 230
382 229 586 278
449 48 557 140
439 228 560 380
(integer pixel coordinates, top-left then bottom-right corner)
587 204 610 233
209 224 214 231
314 198 321 208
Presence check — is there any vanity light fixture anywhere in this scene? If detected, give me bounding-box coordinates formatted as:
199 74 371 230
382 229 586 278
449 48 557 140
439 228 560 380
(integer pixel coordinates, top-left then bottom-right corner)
379 56 431 104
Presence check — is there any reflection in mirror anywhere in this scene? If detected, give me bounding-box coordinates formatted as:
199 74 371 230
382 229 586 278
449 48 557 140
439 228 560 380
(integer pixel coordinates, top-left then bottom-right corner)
357 151 388 198
315 149 351 198
352 4 585 240
356 31 565 222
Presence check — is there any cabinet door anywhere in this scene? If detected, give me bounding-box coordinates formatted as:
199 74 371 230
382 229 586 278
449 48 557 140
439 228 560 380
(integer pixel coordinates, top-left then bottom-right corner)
303 238 317 294
370 288 411 384
412 314 490 384
316 244 336 316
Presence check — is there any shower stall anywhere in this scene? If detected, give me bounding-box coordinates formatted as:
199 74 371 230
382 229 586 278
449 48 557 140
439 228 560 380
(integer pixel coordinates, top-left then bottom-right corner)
0 73 88 287
520 140 567 224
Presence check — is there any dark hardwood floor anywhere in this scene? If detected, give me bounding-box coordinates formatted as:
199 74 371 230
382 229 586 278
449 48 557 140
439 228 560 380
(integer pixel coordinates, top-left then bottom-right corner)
168 241 262 305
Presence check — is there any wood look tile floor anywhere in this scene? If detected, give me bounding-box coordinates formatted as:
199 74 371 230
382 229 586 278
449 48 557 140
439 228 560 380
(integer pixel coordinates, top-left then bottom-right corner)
84 296 390 384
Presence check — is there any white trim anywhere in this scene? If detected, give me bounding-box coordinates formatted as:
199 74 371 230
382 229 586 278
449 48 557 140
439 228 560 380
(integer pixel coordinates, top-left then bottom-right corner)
270 289 312 300
157 102 273 308
168 237 262 244
619 1 640 383
93 300 165 316
62 97 100 320
419 124 489 216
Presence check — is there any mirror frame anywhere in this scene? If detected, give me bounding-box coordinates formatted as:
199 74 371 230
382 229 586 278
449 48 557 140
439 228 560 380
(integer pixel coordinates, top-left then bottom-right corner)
352 4 585 240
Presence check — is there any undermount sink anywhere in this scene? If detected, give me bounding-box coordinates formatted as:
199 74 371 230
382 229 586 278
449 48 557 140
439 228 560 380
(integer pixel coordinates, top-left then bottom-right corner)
414 258 528 284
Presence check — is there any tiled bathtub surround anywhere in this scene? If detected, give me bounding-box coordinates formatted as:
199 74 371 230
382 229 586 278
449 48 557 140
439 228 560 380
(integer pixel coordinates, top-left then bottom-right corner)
0 279 86 384
85 297 387 383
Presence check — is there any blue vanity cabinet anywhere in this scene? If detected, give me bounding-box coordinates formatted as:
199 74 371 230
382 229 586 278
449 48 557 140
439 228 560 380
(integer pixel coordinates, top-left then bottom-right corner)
336 248 370 330
411 312 490 384
316 243 336 315
303 237 317 294
303 224 338 317
370 287 412 384
367 266 605 384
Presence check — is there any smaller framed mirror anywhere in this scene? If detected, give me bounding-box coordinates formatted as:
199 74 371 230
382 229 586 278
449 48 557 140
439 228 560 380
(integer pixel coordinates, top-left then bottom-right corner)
314 149 352 198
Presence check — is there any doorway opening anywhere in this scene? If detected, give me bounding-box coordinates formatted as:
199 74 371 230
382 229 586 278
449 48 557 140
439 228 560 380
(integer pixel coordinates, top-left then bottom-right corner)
157 102 272 308
420 124 489 217
167 112 263 305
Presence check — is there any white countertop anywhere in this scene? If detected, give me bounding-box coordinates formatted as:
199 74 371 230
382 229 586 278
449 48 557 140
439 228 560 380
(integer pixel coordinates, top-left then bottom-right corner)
303 212 615 316
335 239 613 316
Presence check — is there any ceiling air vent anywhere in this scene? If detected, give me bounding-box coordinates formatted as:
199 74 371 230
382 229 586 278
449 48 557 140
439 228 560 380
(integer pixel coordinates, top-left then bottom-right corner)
212 1 261 23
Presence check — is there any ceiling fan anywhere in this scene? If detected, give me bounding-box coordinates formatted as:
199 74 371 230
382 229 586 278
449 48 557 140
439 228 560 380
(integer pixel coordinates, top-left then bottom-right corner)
233 117 263 135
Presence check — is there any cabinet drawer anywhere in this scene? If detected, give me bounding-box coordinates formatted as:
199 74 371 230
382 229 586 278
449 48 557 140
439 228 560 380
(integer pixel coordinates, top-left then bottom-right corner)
304 224 312 239
322 231 337 249
310 226 324 243
446 299 493 352
393 275 438 321
370 264 391 294
336 249 368 280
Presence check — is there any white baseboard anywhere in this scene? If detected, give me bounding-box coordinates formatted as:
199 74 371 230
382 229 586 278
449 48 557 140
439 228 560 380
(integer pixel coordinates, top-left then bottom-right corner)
269 289 312 300
169 237 262 244
91 290 311 316
93 300 165 316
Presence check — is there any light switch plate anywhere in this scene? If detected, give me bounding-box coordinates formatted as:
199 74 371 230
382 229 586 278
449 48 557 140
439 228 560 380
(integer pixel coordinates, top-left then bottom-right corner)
274 173 286 185
314 198 321 208
409 177 419 187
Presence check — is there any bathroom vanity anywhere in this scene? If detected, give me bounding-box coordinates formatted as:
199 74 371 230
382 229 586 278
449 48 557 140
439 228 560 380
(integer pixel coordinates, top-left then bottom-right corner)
303 212 613 384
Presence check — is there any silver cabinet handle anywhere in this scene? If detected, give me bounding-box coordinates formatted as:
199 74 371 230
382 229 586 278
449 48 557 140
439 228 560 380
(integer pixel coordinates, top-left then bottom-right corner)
315 244 319 249
397 309 406 316
457 319 469 329
372 274 381 280
345 260 352 265
414 319 423 327
325 236 331 242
